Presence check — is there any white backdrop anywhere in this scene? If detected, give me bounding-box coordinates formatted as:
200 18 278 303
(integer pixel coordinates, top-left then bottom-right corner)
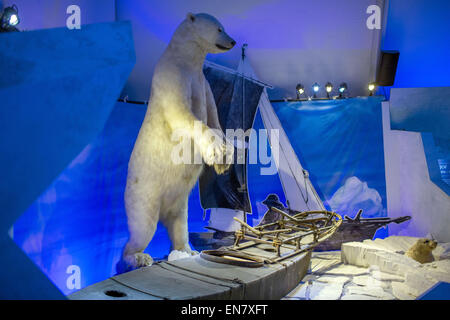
115 0 384 100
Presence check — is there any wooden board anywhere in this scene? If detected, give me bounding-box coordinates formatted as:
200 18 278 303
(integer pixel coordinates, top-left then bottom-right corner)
112 264 232 300
68 278 162 300
69 252 311 300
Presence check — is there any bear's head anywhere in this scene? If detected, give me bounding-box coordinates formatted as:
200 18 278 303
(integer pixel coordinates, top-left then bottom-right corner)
185 13 236 54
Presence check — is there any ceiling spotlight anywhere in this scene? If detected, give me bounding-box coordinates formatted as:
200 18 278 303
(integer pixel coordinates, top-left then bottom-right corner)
368 82 376 96
325 82 333 98
0 5 20 32
312 82 320 98
338 83 347 98
312 83 320 92
9 13 18 26
296 83 305 99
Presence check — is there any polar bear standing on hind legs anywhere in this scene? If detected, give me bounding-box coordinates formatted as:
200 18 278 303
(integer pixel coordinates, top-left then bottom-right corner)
122 13 236 269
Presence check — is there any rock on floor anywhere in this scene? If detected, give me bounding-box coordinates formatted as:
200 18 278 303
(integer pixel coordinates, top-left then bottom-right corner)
322 264 369 276
352 275 390 289
285 252 396 300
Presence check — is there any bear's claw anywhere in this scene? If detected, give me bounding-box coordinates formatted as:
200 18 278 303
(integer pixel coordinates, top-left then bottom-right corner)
131 252 153 268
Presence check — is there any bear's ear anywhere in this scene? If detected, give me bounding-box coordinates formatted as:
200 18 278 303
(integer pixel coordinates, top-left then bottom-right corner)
187 12 196 22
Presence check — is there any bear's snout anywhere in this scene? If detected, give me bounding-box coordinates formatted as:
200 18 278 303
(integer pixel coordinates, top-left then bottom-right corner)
216 36 236 51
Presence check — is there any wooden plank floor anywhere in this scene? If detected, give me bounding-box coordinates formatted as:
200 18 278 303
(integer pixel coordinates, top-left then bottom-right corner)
69 252 311 300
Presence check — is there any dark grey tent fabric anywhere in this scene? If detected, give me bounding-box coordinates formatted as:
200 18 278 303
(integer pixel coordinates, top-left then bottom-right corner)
199 66 264 212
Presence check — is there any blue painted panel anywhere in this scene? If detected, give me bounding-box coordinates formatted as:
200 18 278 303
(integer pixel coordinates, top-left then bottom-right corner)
0 22 135 299
275 97 388 239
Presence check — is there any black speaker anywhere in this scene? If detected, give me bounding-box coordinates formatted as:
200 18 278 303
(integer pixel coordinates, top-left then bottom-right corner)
376 50 400 86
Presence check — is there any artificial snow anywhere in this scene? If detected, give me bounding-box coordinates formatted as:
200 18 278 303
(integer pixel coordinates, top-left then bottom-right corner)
284 236 450 300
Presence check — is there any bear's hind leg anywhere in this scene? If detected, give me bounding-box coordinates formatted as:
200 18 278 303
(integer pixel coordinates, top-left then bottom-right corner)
123 221 157 268
163 198 198 258
123 188 160 269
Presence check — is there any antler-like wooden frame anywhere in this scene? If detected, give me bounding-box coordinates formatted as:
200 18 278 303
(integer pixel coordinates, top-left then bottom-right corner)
229 207 342 263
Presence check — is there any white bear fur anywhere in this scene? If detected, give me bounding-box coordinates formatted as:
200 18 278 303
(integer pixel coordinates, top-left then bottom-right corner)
122 13 236 269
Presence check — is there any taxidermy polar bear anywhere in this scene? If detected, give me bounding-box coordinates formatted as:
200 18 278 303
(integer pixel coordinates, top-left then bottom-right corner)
122 13 236 269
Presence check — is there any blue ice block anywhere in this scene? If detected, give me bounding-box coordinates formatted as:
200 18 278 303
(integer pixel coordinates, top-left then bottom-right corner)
389 87 450 196
418 282 450 300
0 22 135 299
389 87 450 141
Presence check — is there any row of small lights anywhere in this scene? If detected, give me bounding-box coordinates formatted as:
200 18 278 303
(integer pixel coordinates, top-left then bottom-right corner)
295 82 377 99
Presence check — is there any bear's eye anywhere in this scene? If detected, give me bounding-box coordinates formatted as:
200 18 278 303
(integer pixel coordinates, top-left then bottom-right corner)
218 28 222 33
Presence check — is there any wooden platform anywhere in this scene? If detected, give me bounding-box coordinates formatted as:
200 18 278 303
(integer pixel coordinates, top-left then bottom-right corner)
69 251 311 300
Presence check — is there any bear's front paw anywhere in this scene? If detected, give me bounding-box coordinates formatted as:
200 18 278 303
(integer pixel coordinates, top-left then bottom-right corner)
199 131 235 168
214 140 234 174
214 163 231 175
199 136 227 166
202 144 222 166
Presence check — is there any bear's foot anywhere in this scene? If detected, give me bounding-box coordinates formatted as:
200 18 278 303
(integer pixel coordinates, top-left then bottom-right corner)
188 249 199 256
168 249 199 262
168 250 190 261
124 252 153 268
183 244 199 256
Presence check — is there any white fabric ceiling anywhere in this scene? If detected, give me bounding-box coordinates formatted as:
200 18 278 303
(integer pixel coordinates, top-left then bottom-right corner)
117 0 385 100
